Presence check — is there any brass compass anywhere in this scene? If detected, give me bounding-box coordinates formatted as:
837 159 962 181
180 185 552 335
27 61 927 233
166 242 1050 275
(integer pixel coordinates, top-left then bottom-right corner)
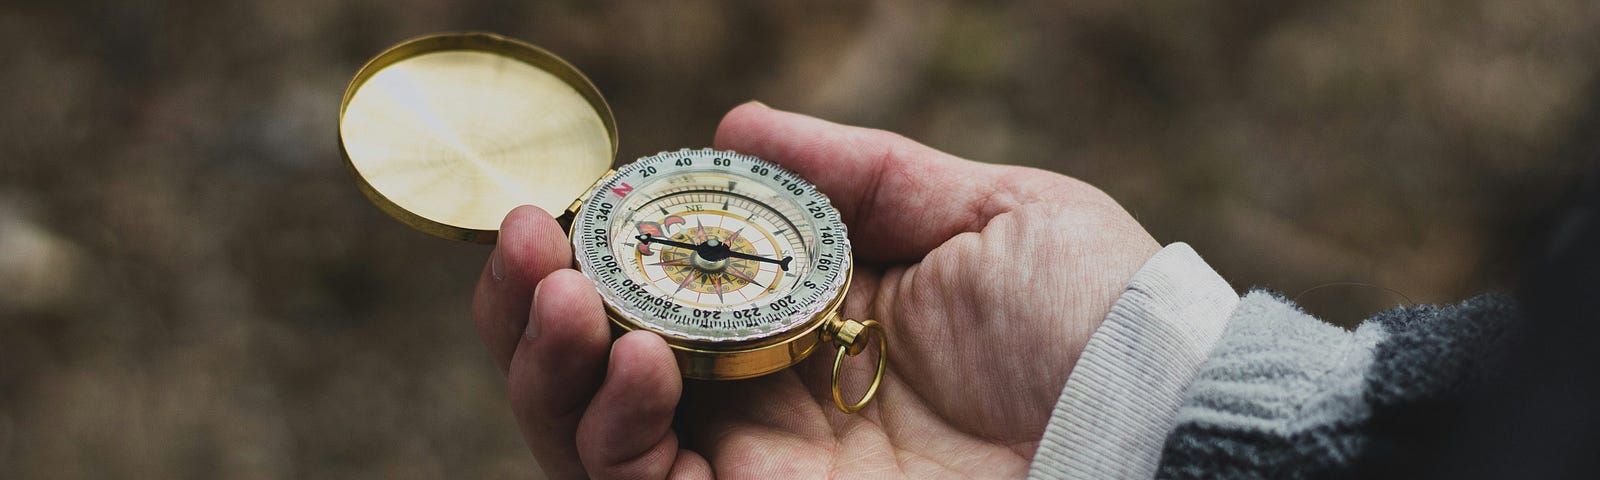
338 33 887 413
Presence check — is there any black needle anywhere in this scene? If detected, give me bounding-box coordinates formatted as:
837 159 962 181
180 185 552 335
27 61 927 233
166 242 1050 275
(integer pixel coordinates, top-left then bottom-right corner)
636 233 794 271
722 249 794 271
635 234 699 251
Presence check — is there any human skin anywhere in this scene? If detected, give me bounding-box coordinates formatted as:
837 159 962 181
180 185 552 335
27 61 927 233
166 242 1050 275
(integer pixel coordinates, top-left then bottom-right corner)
470 102 1160 478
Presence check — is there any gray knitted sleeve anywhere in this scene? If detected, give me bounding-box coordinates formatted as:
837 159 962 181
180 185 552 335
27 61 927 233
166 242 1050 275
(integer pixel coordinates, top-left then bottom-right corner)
1154 290 1517 479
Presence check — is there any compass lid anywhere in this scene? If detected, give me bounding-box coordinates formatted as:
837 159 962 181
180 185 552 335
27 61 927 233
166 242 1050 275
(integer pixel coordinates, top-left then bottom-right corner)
339 32 617 243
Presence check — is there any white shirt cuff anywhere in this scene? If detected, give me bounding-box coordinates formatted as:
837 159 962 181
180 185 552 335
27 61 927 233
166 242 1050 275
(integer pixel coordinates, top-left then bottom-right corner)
1027 243 1239 480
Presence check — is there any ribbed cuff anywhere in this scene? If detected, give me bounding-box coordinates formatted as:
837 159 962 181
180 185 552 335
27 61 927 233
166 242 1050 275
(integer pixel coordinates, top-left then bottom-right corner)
1027 243 1239 480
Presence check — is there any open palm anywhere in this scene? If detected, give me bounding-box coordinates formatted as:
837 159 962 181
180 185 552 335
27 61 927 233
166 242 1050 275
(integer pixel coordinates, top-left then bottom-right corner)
472 103 1158 479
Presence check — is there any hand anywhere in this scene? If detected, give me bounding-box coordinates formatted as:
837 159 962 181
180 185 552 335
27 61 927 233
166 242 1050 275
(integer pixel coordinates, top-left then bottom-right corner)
471 102 1160 478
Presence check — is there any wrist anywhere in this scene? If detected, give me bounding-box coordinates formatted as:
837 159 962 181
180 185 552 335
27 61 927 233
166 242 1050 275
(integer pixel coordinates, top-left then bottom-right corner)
1029 243 1239 480
1065 238 1163 373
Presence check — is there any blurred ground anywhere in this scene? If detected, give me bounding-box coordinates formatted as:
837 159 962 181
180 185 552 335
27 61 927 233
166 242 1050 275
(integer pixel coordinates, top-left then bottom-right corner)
1 0 1597 478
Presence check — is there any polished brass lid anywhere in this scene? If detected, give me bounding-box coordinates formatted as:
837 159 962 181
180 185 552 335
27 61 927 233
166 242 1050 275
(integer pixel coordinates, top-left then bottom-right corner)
339 32 617 243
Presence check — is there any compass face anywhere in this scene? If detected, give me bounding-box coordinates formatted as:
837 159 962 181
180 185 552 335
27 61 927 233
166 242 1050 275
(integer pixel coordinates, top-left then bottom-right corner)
572 149 851 343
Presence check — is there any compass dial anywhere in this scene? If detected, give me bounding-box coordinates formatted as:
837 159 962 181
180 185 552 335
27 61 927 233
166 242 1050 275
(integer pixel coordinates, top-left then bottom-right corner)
572 149 851 343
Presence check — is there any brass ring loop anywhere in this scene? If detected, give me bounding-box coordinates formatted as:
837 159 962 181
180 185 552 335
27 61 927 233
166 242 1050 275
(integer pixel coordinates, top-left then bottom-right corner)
830 319 887 414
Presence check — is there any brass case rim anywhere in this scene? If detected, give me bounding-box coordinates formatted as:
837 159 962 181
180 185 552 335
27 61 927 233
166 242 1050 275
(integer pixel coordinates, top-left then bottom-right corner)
603 267 852 380
337 31 619 244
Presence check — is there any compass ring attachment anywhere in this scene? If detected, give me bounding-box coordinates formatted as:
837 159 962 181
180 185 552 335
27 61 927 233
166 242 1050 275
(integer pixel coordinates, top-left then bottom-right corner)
829 318 887 414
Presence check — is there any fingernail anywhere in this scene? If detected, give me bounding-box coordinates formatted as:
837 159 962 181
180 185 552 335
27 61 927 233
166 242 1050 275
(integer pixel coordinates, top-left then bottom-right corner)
490 248 505 281
746 99 768 108
526 282 543 340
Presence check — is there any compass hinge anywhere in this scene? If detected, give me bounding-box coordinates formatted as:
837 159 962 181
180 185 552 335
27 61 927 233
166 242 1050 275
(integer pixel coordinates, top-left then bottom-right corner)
567 169 620 216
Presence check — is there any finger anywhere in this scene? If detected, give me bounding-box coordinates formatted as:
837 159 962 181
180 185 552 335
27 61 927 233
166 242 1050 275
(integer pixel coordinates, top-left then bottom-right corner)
667 450 712 479
506 269 613 480
577 331 690 480
714 101 1083 260
471 205 571 372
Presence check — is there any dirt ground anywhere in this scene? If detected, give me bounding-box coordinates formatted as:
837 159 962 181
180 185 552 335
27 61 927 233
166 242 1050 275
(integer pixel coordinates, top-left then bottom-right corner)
1 1 1596 478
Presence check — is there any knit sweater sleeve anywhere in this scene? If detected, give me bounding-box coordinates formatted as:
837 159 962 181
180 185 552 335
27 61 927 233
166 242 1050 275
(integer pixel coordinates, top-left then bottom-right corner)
1025 242 1520 479
1154 291 1519 479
